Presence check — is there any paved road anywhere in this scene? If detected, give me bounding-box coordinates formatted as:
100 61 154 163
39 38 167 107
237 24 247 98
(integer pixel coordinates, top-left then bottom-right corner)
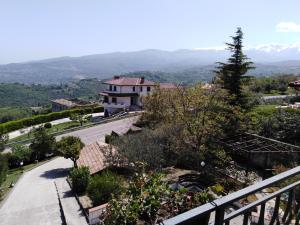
0 116 138 225
57 116 138 145
8 112 105 139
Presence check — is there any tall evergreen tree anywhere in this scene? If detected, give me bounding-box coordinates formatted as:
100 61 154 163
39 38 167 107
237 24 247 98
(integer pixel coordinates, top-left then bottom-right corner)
215 27 254 106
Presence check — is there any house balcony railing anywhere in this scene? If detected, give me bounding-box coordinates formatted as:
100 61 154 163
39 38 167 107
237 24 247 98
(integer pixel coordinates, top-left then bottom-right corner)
103 102 129 108
160 166 300 225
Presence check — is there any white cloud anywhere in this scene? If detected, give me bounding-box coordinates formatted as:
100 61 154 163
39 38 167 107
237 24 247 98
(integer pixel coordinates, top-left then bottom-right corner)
276 22 300 32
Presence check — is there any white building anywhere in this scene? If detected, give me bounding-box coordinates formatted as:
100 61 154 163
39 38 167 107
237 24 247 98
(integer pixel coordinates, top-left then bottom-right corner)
100 76 175 113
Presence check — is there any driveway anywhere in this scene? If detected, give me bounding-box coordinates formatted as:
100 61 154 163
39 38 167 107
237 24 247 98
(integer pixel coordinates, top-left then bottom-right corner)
0 116 138 225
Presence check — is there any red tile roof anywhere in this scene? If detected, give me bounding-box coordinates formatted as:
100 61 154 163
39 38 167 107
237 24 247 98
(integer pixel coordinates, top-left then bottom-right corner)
77 142 115 174
159 83 177 89
103 77 155 86
289 80 300 87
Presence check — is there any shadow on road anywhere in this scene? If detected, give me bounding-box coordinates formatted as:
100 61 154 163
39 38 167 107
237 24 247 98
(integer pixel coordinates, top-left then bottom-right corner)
40 168 70 179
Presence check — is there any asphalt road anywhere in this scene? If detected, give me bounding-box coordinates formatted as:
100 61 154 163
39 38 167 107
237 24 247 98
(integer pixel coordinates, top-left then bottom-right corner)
57 116 139 144
0 116 138 225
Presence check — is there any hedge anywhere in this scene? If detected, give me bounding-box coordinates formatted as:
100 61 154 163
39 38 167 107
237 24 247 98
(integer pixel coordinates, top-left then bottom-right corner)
0 106 103 134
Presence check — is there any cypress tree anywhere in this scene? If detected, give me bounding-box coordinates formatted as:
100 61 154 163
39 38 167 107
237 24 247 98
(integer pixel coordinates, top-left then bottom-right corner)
215 27 254 106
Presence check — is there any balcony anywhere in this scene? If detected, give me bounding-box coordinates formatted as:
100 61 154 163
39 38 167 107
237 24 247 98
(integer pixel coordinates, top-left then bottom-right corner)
159 166 300 225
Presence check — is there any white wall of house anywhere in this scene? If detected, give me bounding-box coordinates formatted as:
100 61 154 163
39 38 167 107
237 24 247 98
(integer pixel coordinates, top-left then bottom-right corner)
116 96 131 106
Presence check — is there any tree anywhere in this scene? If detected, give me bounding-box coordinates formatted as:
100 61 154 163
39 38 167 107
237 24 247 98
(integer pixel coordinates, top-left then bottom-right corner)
30 127 56 160
70 113 87 126
9 144 33 167
57 136 84 167
0 133 8 151
215 27 254 107
141 85 242 170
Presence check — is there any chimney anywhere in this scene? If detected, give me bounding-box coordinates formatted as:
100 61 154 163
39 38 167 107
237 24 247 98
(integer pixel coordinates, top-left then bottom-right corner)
114 76 120 80
140 76 145 84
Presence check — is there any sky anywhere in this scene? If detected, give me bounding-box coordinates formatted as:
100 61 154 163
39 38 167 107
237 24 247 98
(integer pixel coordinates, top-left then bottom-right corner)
0 0 300 64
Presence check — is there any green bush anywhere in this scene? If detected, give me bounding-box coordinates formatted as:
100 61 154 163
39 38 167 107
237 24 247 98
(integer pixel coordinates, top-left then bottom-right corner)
0 154 8 185
8 145 33 168
104 131 119 144
44 122 52 129
0 106 103 134
70 166 90 194
87 171 121 206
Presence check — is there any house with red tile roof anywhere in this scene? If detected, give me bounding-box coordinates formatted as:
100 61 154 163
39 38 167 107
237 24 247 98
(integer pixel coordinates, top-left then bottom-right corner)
100 76 176 113
77 141 115 175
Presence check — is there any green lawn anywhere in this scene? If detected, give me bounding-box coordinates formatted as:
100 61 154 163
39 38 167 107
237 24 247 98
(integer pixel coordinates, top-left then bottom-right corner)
0 159 53 201
8 121 83 143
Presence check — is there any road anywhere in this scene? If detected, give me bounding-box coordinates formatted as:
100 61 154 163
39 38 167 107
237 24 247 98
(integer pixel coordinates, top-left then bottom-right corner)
8 112 105 140
0 116 138 225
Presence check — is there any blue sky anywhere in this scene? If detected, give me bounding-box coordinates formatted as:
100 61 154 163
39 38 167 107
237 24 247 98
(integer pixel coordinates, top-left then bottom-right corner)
0 0 300 63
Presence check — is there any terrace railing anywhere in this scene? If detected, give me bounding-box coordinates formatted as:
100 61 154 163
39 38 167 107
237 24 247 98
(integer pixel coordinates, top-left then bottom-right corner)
160 166 300 225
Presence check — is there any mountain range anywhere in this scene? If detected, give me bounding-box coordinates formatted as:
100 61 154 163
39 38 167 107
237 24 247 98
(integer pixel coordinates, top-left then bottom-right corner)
1 45 300 84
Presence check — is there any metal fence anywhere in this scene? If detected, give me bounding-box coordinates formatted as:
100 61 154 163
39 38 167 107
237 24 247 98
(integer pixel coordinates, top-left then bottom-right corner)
160 166 300 225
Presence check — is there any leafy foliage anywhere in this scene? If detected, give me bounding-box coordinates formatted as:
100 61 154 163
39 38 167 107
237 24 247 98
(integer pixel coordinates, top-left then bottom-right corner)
0 154 8 185
30 127 56 160
0 133 8 151
57 136 84 167
44 122 52 129
0 106 103 134
0 79 105 108
215 27 254 107
69 166 90 194
104 168 214 225
139 85 242 169
87 171 122 206
9 145 33 168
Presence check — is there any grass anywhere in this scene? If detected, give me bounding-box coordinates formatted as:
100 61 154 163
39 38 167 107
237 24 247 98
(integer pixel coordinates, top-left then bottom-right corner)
0 159 53 201
8 121 83 143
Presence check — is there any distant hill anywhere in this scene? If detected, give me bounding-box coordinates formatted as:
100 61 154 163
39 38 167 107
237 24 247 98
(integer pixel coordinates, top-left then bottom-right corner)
1 47 300 84
0 79 105 108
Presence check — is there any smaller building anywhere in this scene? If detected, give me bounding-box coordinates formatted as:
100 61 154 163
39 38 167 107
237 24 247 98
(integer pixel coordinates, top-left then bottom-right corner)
51 98 94 112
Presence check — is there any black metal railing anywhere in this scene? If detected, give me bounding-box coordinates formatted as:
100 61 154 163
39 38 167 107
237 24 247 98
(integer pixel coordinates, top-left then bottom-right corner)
160 166 300 225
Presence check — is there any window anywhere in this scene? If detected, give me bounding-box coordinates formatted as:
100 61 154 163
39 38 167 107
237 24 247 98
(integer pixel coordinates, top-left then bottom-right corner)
147 87 151 92
113 86 117 91
132 86 135 92
112 97 117 104
109 85 112 91
140 86 143 92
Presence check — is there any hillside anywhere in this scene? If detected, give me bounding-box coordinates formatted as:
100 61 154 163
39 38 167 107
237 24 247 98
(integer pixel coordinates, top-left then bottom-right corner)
0 79 105 108
1 48 300 84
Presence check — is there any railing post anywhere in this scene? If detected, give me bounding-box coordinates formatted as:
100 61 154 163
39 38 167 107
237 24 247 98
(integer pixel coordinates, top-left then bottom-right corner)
269 195 280 225
214 207 225 225
258 202 266 225
243 211 250 225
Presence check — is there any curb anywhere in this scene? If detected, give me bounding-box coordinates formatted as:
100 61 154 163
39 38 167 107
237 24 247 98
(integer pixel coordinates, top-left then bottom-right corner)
54 181 67 225
66 178 89 224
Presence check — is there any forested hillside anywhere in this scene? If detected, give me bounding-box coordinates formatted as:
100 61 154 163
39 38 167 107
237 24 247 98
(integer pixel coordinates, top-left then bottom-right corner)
0 78 104 108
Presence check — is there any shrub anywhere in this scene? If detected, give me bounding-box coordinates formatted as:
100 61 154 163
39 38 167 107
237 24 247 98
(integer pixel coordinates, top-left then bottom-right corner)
105 131 119 144
44 122 52 129
87 171 121 206
70 166 90 194
0 106 104 134
0 154 8 185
